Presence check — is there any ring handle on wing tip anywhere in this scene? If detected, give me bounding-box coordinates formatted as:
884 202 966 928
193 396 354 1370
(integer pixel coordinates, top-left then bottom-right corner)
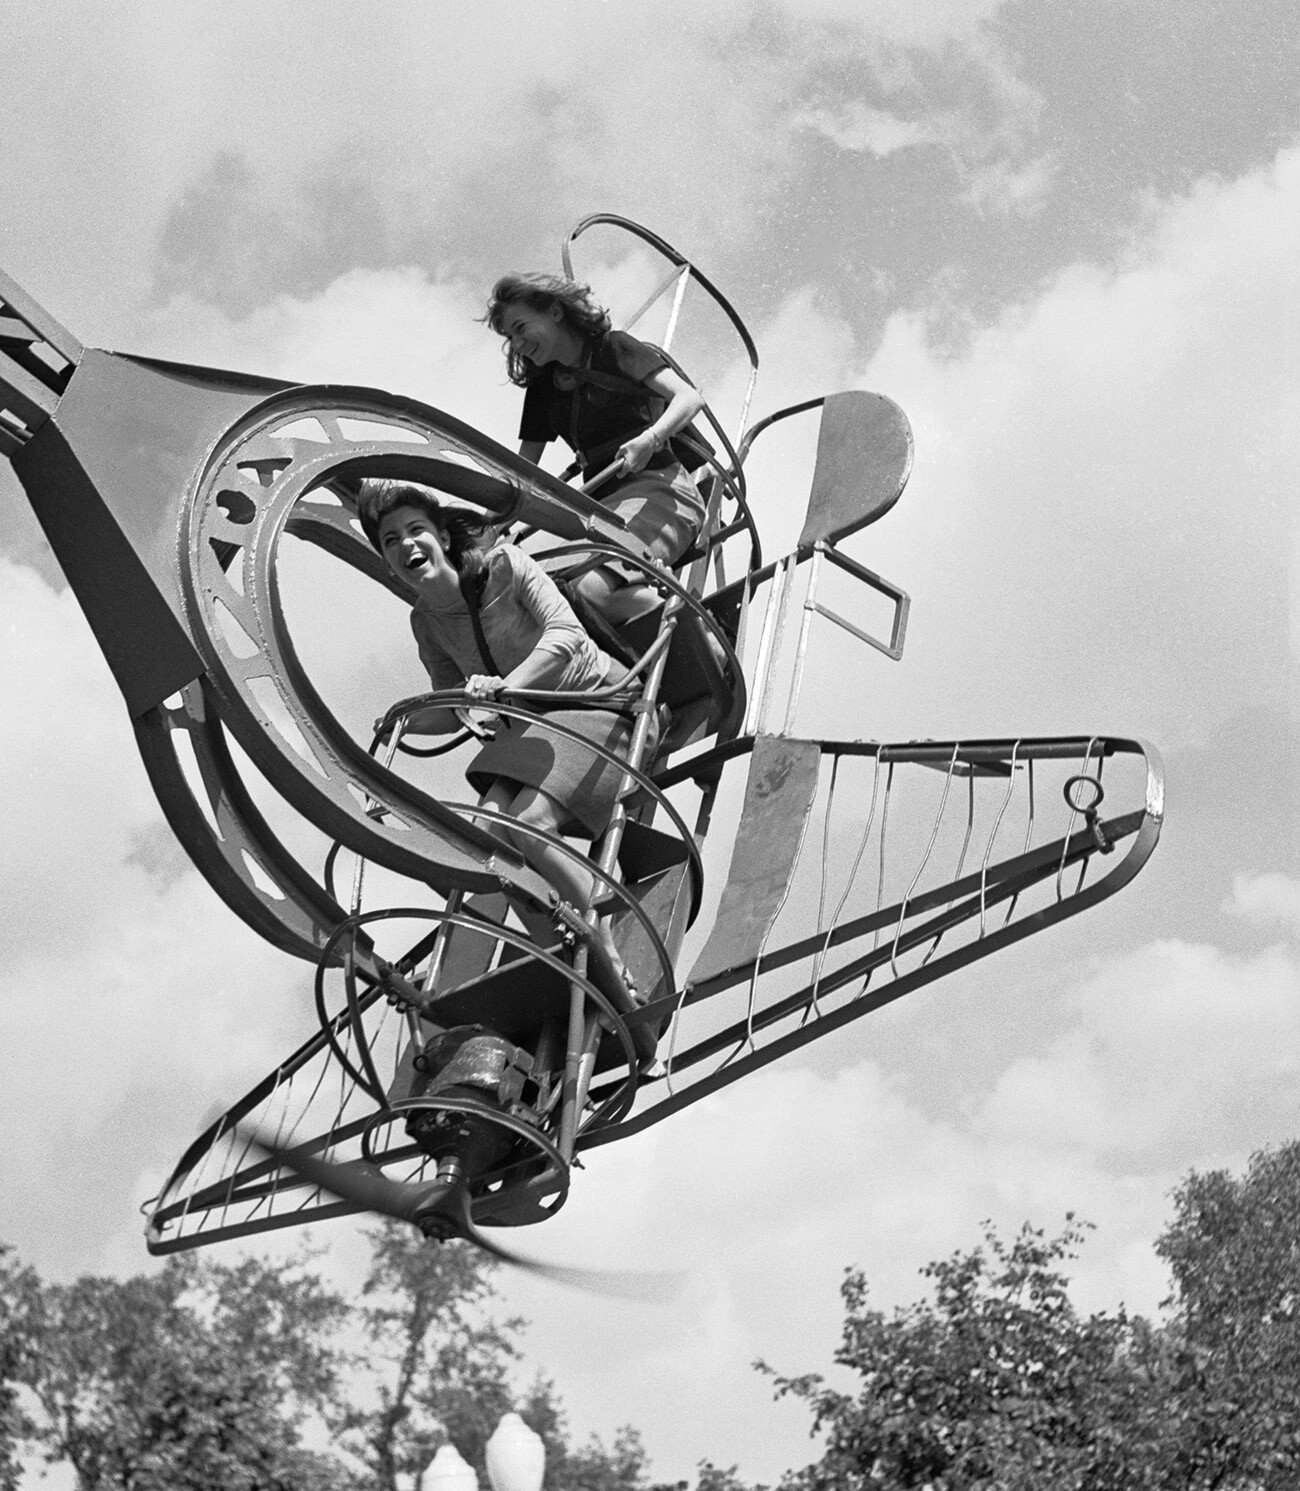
1063 773 1112 855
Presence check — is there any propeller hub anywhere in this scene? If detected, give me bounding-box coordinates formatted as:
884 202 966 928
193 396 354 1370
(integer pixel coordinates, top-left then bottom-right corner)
435 1154 464 1187
414 1207 464 1243
411 1176 474 1242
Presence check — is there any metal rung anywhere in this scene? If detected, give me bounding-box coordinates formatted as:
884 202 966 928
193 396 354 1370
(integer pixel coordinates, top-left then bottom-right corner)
0 316 39 343
0 354 58 428
0 268 83 364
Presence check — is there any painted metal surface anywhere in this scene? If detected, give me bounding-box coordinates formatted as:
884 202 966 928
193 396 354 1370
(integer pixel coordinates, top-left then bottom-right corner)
687 735 823 989
798 390 913 551
13 353 284 713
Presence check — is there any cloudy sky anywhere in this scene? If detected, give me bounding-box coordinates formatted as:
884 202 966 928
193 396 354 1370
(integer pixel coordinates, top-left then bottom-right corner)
4 1 1300 1483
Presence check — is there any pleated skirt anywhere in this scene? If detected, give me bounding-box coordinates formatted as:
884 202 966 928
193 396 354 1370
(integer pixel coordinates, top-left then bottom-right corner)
467 707 653 837
595 461 705 577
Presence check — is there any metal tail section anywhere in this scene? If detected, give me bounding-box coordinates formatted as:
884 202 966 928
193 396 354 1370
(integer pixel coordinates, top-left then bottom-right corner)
580 733 1164 1149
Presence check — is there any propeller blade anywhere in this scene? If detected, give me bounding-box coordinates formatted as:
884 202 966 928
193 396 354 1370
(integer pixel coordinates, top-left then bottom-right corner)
244 1129 684 1302
495 1256 687 1304
243 1129 437 1224
448 1188 685 1303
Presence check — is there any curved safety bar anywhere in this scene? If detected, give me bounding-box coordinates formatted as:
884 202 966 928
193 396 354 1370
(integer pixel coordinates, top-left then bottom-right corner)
736 395 826 466
532 540 749 739
380 688 702 953
562 214 759 373
314 908 643 1113
134 678 363 965
645 349 763 574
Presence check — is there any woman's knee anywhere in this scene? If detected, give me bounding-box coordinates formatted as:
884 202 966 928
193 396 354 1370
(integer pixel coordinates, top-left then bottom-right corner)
479 779 530 851
509 785 566 834
573 567 620 605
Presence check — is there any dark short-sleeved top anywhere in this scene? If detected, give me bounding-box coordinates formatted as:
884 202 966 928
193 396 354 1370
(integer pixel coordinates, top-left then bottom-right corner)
518 330 676 473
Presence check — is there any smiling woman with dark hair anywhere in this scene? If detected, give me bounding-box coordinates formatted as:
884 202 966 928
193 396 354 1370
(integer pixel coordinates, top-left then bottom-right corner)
360 480 648 985
485 272 708 625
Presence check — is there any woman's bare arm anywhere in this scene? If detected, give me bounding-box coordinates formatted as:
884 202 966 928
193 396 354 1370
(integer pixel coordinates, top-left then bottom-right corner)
618 366 706 472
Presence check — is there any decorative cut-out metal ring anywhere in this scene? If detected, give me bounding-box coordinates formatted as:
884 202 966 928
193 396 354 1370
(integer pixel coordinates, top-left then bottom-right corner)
178 389 565 900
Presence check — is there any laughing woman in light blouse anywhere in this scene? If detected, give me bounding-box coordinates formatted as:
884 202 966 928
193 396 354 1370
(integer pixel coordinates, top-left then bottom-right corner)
361 481 649 986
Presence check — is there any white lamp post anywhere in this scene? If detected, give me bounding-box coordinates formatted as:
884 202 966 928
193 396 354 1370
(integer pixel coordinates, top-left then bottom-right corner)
420 1413 545 1491
422 1443 479 1491
485 1412 546 1491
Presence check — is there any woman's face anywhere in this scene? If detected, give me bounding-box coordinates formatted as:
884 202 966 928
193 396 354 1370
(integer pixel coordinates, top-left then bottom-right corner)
377 505 457 592
498 299 572 366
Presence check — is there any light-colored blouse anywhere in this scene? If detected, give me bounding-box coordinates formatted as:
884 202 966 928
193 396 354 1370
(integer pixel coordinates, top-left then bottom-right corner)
410 543 619 694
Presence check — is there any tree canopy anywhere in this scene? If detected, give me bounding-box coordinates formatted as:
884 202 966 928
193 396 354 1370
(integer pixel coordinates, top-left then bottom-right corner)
1153 1142 1300 1489
6 1141 1300 1489
764 1218 1171 1490
8 1248 350 1491
333 1221 520 1489
763 1142 1300 1491
0 1224 665 1491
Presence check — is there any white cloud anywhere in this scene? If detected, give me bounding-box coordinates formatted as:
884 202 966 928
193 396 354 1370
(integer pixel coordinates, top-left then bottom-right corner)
0 560 159 957
0 0 1042 358
140 268 511 416
983 939 1300 1161
719 151 1300 758
782 8 1047 220
963 152 1057 214
790 106 1054 219
0 558 307 1274
769 0 1010 45
764 144 1300 752
1227 872 1300 932
792 102 939 157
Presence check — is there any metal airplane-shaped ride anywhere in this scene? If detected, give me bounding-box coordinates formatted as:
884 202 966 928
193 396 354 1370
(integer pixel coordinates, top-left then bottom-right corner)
0 216 1163 1293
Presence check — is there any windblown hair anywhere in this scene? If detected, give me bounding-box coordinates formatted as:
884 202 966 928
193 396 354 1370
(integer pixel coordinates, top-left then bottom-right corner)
357 480 494 589
484 272 612 387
